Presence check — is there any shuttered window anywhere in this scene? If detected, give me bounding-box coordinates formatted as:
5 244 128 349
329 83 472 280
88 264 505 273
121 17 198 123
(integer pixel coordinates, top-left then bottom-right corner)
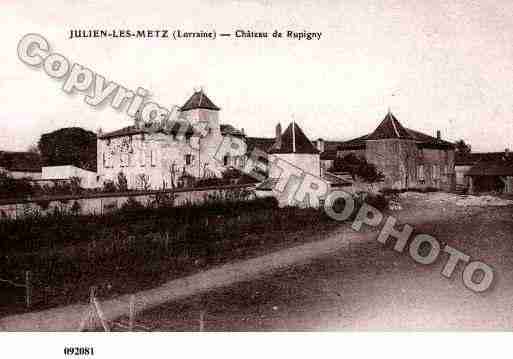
417 165 425 180
432 164 440 179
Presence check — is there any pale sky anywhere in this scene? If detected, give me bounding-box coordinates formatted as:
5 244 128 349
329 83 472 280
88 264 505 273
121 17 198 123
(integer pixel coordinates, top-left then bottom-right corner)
1 0 512 152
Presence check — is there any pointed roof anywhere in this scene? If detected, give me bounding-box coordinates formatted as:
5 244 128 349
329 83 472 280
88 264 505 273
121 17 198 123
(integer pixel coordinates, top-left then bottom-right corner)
269 122 319 154
180 90 220 111
367 111 415 140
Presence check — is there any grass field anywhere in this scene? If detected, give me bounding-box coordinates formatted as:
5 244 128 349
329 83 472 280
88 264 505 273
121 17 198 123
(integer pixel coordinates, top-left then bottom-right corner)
131 193 513 330
0 197 348 317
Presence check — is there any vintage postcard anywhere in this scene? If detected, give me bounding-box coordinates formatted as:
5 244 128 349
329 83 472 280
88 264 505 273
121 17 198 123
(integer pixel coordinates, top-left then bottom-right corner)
0 0 512 357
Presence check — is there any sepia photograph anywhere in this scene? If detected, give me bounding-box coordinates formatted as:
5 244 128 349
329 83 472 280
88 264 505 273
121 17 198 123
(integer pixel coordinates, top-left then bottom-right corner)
0 0 512 357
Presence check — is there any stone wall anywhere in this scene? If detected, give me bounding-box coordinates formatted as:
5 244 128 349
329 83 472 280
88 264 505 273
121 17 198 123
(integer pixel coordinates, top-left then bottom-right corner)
365 140 455 191
0 184 255 220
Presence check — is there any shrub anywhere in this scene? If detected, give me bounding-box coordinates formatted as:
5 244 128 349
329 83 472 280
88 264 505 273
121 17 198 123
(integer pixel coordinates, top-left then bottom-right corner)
70 201 82 215
330 153 384 183
196 177 226 188
117 172 128 192
136 173 151 191
0 172 34 199
69 176 82 195
120 196 145 212
102 180 117 193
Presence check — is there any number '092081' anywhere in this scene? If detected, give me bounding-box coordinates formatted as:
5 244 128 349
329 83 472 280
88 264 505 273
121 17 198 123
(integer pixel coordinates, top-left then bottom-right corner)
64 347 94 356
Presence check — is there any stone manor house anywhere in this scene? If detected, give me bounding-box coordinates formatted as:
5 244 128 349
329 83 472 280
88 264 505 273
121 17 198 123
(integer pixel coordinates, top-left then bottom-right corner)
97 90 247 189
97 91 455 192
316 111 456 191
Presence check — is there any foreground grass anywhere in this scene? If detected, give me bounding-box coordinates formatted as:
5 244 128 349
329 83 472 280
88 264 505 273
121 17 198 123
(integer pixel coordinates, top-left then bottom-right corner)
0 197 347 316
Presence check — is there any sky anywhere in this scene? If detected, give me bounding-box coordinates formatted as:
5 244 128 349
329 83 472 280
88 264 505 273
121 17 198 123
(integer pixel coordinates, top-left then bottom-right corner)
1 0 512 152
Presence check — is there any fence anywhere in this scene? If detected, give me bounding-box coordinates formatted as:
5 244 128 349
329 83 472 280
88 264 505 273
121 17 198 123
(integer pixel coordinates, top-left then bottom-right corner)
0 271 32 309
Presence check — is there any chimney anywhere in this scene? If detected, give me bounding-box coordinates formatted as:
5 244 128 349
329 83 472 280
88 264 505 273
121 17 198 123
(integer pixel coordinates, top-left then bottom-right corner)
275 123 282 149
316 138 325 153
436 130 441 140
505 148 510 156
241 128 245 136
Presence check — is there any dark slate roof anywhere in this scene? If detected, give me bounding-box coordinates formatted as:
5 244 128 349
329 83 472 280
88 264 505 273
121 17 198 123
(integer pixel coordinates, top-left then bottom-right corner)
245 137 275 154
406 129 454 149
455 152 511 166
367 112 415 140
338 134 369 150
180 90 220 111
99 126 147 139
220 124 245 137
99 121 194 140
316 140 347 160
320 149 338 160
268 122 319 155
0 151 41 173
466 160 513 176
338 127 454 151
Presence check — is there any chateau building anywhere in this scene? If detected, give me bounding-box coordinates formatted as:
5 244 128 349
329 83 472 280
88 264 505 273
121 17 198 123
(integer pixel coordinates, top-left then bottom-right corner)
97 91 245 190
336 111 456 191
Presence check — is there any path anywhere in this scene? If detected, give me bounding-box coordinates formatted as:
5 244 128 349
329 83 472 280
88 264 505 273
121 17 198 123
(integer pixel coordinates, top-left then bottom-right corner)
0 225 366 331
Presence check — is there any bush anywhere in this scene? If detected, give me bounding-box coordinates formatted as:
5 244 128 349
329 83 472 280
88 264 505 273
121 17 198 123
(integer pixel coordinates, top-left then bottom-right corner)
330 154 384 183
120 196 145 212
196 177 226 188
0 172 34 199
117 172 128 192
102 180 117 193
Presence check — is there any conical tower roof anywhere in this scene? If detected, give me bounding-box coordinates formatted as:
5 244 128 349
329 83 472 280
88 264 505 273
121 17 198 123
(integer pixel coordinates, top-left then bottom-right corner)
269 122 319 154
367 111 415 140
180 90 220 111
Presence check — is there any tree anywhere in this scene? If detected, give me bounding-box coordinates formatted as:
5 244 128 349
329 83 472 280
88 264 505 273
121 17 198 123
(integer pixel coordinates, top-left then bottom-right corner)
455 139 471 153
137 173 151 191
38 127 97 171
117 172 128 192
168 161 177 189
331 153 384 183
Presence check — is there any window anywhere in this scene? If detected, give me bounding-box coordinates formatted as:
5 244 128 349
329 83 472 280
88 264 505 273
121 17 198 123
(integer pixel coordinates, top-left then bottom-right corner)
432 164 440 180
223 155 229 166
139 149 146 167
185 154 192 165
150 150 157 167
417 165 425 181
103 153 113 168
120 153 127 167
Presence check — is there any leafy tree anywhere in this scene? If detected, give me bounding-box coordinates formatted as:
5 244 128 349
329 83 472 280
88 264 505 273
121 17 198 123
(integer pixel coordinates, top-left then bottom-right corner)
38 127 97 171
455 139 471 153
0 172 33 199
330 153 384 183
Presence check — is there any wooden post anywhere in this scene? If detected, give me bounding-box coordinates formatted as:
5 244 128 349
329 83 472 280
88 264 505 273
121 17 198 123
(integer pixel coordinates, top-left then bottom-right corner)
92 297 110 332
90 286 96 304
24 270 32 309
199 310 205 332
129 295 135 332
164 232 169 253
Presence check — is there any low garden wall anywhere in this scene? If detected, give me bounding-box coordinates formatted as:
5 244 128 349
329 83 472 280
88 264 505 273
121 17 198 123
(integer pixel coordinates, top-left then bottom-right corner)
0 184 256 220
